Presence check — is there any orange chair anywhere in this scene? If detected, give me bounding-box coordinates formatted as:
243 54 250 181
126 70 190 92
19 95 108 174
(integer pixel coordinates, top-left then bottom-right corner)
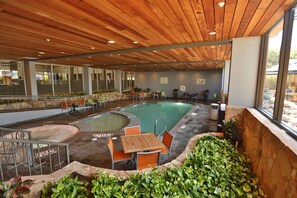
60 101 72 115
160 131 174 161
107 137 133 170
136 150 161 170
124 126 141 135
78 98 86 111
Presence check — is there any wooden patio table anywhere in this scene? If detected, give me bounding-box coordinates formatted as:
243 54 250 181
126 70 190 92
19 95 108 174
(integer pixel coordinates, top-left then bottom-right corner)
120 133 165 153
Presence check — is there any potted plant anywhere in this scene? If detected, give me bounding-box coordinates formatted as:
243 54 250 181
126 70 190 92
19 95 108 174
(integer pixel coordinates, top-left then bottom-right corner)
223 119 242 149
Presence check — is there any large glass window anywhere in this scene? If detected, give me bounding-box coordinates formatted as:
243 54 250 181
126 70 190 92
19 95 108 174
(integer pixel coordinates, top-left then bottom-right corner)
262 20 284 115
53 65 69 94
36 64 52 95
258 5 297 138
70 67 83 93
0 61 25 95
106 70 114 89
282 9 297 131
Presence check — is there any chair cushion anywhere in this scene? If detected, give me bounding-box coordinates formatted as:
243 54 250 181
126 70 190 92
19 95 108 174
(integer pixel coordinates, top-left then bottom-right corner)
113 150 132 161
160 147 168 154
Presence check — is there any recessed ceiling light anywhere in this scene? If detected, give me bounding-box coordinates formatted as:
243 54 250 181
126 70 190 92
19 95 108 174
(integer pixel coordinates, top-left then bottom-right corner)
38 51 45 54
67 59 70 61
61 52 65 54
153 50 157 53
37 55 42 57
107 40 115 44
117 54 121 56
211 46 216 48
46 38 51 42
209 31 216 35
133 41 138 44
88 56 92 58
91 47 95 49
53 60 55 61
217 2 225 7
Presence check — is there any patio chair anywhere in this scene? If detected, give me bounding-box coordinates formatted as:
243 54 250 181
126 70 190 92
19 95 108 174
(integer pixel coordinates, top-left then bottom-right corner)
153 91 160 100
78 98 86 111
86 98 97 109
107 137 133 170
136 150 160 170
160 131 174 162
161 91 167 99
98 96 106 107
138 92 144 101
60 101 72 115
124 126 141 135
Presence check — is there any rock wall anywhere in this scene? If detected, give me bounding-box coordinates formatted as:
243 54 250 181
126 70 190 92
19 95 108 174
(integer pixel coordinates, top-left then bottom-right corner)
226 106 297 198
0 92 130 111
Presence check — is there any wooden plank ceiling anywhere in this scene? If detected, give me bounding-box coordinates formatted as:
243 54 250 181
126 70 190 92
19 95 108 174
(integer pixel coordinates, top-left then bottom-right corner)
0 0 295 71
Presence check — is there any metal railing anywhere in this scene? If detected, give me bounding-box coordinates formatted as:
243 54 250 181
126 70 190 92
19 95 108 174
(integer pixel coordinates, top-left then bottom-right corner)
154 117 167 137
0 127 70 182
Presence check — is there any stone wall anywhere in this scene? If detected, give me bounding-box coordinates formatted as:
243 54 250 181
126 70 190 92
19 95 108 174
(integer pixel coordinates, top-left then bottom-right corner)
226 106 297 198
0 92 130 111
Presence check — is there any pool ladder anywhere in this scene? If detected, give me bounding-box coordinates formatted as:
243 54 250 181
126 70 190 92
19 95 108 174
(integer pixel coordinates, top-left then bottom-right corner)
154 117 167 137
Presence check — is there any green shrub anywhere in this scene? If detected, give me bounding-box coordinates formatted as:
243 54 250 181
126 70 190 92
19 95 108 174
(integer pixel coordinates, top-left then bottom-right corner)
43 136 264 197
92 89 118 94
50 176 89 198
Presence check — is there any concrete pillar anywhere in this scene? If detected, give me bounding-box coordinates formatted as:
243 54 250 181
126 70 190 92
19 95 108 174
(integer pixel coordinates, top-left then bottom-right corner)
23 61 38 96
228 37 261 107
83 67 92 95
222 60 230 94
114 70 122 92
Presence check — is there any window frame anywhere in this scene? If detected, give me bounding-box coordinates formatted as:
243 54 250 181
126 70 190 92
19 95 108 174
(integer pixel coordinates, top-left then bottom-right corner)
256 4 297 139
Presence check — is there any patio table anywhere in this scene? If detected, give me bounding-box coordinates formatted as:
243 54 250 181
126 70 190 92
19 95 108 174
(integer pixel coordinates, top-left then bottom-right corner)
120 133 165 153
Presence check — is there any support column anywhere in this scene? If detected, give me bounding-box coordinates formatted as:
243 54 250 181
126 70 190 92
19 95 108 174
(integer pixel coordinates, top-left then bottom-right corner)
114 70 122 92
23 61 38 97
228 37 261 107
83 67 92 95
222 60 230 94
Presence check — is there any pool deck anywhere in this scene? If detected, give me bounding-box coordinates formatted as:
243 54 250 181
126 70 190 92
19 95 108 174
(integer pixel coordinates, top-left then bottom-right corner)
6 98 218 170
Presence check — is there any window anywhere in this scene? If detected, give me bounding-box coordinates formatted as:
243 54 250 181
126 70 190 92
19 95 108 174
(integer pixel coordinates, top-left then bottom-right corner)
257 5 297 138
262 20 284 115
282 9 297 132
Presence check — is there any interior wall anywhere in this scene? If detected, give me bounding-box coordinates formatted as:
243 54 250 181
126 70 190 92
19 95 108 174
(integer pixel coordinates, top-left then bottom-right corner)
135 70 222 99
229 36 261 107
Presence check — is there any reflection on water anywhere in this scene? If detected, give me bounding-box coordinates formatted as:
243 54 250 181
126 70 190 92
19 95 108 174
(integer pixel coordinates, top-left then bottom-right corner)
75 113 129 131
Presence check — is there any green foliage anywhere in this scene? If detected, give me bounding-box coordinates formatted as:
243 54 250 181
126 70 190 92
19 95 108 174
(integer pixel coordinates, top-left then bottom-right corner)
0 176 34 198
92 89 118 94
46 136 264 197
0 99 24 105
267 49 280 68
50 176 89 198
91 172 122 198
223 119 241 144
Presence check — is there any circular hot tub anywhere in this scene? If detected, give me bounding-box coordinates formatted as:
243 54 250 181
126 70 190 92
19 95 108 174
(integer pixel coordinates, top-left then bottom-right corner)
27 125 80 142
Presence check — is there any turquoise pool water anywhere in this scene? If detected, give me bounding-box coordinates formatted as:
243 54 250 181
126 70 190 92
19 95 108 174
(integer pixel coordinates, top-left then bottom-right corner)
74 113 130 131
120 102 193 134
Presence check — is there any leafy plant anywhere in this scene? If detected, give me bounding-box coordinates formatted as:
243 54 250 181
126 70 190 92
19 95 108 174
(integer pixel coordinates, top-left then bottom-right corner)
46 136 264 197
91 172 122 198
0 99 24 105
51 175 89 198
92 89 118 94
0 176 34 198
223 119 242 145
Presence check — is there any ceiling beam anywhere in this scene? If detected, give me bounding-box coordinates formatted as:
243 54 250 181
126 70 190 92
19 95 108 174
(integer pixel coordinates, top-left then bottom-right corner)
37 39 232 61
94 60 225 67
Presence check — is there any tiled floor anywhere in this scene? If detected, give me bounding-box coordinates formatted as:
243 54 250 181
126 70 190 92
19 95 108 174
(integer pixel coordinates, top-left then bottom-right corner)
7 98 218 170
